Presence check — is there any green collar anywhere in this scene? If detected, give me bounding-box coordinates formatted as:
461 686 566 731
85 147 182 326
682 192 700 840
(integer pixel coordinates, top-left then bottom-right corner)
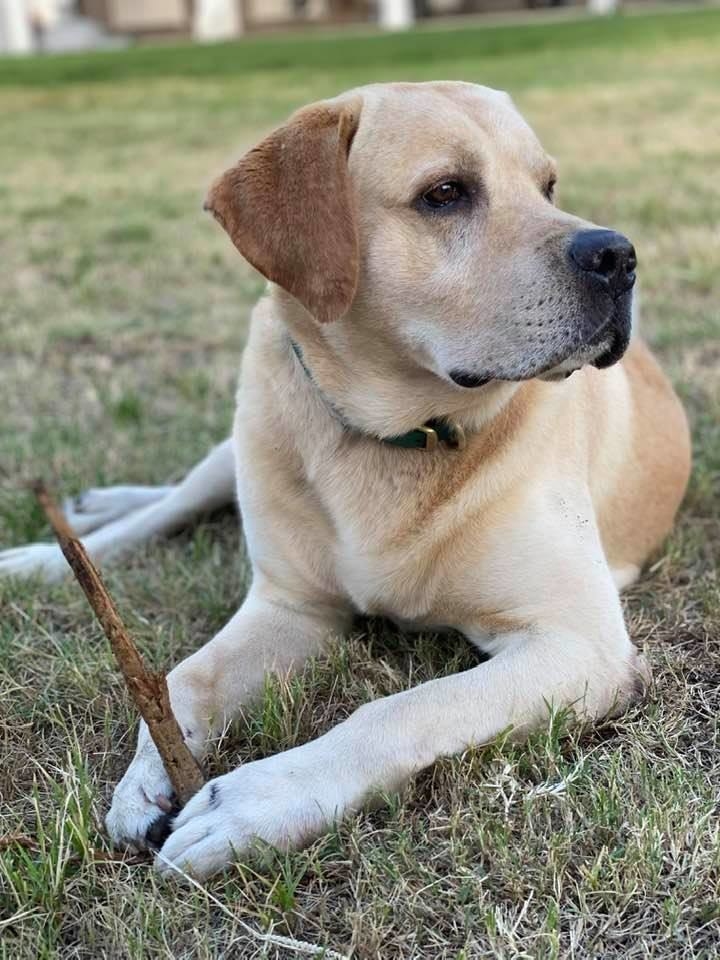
383 418 466 450
290 339 466 452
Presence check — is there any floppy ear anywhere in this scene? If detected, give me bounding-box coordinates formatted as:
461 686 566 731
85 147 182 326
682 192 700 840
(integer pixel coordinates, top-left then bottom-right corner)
204 98 362 324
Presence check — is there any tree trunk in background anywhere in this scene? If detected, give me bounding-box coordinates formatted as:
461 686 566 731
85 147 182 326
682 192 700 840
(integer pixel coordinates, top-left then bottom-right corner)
378 0 414 29
328 0 357 14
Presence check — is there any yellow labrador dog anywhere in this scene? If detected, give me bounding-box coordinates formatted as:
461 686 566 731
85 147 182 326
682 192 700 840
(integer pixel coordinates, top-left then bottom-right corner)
3 83 690 879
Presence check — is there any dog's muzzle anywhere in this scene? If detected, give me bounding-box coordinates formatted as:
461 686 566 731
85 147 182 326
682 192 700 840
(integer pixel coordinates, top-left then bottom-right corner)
567 228 637 369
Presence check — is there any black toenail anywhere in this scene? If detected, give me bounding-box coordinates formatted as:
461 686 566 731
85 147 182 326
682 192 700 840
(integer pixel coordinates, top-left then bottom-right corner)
145 811 176 850
208 782 221 809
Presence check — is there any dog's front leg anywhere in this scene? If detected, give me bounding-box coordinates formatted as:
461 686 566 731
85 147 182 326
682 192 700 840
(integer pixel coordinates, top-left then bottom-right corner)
106 581 350 851
156 616 645 880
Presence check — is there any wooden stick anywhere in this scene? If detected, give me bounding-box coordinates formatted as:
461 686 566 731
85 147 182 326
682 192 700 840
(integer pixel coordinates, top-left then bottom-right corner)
33 481 205 807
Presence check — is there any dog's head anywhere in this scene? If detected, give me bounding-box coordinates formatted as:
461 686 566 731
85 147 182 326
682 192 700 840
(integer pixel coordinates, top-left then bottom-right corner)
206 82 635 389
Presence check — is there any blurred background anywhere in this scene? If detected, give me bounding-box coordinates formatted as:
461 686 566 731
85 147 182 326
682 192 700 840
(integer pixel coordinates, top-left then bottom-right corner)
2 0 659 53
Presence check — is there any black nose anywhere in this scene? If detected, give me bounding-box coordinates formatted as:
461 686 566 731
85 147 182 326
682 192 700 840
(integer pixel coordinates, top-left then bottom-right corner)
568 229 637 296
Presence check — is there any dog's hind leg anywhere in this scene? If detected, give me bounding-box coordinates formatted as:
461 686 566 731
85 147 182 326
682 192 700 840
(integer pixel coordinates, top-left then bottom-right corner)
65 485 175 536
0 439 236 584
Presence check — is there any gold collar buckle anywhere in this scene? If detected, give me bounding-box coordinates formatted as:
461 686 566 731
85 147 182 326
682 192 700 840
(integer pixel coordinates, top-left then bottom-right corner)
418 426 439 451
446 422 467 451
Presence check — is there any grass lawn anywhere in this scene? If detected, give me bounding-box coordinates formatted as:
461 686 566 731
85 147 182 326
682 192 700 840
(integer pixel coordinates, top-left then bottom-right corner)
1 7 719 958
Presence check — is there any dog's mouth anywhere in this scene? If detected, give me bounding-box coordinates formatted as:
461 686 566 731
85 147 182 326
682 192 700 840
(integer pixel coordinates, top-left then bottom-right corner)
537 321 630 383
586 289 633 369
539 308 629 381
450 291 633 389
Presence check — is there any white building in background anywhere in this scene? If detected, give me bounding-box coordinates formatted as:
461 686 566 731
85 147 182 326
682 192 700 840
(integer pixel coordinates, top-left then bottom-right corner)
194 0 243 40
0 0 622 54
0 0 32 52
378 0 413 29
0 0 66 52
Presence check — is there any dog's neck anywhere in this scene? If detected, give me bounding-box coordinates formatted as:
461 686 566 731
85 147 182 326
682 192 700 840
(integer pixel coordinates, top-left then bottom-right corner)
289 338 469 449
274 290 523 443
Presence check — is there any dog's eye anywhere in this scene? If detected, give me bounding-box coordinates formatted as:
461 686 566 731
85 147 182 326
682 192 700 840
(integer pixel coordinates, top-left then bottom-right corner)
422 181 467 210
544 178 557 202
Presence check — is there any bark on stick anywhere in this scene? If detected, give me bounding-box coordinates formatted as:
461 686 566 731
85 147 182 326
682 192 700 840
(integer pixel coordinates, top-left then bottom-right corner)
33 481 205 806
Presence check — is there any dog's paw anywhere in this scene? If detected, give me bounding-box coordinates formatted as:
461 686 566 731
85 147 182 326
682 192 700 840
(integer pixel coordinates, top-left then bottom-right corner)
156 753 345 880
0 543 68 583
65 485 172 535
106 735 177 852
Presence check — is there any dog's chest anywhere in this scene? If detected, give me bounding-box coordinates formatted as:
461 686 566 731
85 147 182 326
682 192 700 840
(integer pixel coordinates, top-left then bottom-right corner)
316 444 491 626
335 534 436 622
238 338 529 628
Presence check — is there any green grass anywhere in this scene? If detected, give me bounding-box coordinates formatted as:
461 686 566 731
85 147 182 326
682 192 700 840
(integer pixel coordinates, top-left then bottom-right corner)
1 7 720 958
0 6 716 88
